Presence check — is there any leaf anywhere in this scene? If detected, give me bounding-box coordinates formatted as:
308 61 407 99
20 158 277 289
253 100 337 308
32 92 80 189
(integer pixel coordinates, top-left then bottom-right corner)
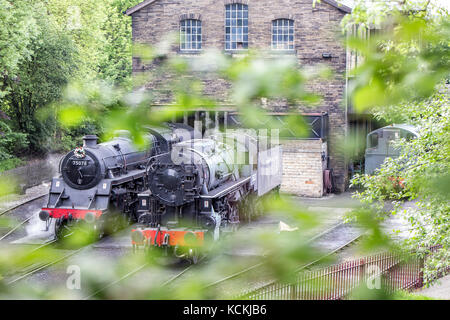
352 79 385 111
58 106 86 127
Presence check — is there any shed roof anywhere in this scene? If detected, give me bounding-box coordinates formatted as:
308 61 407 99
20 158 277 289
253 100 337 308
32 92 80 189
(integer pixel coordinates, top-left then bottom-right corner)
125 0 352 16
368 124 419 137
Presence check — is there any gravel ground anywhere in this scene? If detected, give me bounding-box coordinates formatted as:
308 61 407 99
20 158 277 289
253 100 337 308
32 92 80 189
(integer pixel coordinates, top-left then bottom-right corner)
414 274 450 300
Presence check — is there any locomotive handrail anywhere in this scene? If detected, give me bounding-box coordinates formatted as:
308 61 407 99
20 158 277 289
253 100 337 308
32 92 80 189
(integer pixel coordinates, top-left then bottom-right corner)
87 189 97 209
145 152 171 175
101 151 147 162
51 187 65 209
103 157 149 171
202 176 251 199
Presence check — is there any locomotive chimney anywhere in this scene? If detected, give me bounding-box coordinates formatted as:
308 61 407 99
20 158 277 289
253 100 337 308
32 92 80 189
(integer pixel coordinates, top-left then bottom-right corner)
83 135 98 148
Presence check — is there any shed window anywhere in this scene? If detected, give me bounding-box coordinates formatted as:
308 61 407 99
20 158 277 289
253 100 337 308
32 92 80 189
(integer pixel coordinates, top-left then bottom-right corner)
368 133 379 149
225 3 248 50
272 19 294 50
180 19 202 50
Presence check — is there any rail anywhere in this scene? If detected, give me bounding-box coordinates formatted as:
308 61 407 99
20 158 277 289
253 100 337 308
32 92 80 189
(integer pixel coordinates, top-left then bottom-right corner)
0 193 47 217
202 222 361 291
0 193 48 242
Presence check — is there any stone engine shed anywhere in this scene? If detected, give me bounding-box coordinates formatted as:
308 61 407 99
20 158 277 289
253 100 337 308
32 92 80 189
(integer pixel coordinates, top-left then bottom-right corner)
126 0 352 197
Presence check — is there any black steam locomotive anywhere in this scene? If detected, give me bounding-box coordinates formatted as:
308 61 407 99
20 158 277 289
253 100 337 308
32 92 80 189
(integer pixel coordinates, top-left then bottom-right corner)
39 124 196 239
131 132 283 261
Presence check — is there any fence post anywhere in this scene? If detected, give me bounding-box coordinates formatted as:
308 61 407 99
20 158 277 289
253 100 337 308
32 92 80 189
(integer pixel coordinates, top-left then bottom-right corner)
290 281 296 300
359 258 365 287
418 254 425 288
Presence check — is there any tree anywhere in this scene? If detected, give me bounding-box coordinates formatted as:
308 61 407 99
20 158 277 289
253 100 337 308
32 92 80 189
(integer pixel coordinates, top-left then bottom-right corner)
47 0 140 86
46 0 107 81
0 0 40 99
99 0 141 87
2 3 78 153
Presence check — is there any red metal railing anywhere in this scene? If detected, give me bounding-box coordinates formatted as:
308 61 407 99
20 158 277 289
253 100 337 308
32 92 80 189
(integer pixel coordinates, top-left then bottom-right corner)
241 246 448 300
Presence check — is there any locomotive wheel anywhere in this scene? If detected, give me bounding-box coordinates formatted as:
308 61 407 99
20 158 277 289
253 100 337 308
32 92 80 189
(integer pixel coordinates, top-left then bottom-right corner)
189 248 200 265
93 222 105 240
238 193 263 223
228 202 240 232
123 211 136 227
104 213 122 235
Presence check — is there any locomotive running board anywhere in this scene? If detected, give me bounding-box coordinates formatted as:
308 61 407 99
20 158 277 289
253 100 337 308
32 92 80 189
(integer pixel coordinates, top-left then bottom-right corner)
202 176 251 199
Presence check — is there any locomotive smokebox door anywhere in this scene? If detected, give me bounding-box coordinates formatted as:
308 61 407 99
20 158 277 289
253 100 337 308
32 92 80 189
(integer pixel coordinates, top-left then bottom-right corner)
138 193 150 212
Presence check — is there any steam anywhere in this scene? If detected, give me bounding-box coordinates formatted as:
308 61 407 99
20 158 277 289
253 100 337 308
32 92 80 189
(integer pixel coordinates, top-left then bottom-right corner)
11 210 54 244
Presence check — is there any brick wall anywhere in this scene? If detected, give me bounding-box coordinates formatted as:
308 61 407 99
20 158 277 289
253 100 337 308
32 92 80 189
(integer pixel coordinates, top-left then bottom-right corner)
129 0 349 192
280 139 326 197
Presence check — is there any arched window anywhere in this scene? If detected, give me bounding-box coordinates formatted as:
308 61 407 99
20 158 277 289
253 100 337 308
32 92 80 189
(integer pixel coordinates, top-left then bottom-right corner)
225 3 248 50
272 19 294 50
180 19 202 50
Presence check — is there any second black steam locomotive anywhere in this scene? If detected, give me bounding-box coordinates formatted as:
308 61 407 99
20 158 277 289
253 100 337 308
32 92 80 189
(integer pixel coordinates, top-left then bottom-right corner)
131 131 283 261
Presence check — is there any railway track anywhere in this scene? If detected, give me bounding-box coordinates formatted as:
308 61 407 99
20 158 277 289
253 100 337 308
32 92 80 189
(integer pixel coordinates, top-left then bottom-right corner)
0 193 47 242
200 221 363 295
0 192 201 296
1 192 363 299
0 193 47 217
147 221 360 298
0 194 99 288
3 239 57 283
6 246 84 286
82 255 207 300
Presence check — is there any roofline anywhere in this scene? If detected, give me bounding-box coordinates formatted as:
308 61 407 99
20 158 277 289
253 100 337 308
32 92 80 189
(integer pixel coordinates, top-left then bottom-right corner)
321 0 352 13
368 124 419 137
125 0 352 16
125 0 157 16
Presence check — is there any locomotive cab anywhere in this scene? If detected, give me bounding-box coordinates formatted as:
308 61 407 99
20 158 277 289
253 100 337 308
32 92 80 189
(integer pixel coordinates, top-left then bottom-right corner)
365 124 418 174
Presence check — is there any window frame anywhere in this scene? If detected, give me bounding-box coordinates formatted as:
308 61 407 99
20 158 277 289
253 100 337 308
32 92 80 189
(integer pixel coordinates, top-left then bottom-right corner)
180 19 203 51
368 133 379 149
224 3 249 51
271 18 295 51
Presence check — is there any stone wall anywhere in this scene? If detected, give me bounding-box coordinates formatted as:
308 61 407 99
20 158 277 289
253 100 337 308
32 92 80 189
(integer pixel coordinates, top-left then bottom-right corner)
280 139 327 197
0 154 62 194
129 0 349 192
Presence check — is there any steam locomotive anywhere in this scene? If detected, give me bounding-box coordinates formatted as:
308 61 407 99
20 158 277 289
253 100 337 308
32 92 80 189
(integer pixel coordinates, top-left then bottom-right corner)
131 131 283 262
39 124 196 239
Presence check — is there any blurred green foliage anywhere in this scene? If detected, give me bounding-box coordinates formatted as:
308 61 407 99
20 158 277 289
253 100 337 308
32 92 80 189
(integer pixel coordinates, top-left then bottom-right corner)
0 121 28 162
0 0 448 301
351 91 449 285
343 0 449 112
348 0 449 286
0 0 140 159
0 158 24 173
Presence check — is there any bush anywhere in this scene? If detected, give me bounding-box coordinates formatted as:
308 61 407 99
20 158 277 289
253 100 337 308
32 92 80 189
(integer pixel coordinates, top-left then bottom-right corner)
0 121 28 161
52 121 102 153
0 157 24 172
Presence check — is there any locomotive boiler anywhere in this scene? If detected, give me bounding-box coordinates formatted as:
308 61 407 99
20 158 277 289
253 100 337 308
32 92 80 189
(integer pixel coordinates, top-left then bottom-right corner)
39 124 195 239
131 132 283 261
